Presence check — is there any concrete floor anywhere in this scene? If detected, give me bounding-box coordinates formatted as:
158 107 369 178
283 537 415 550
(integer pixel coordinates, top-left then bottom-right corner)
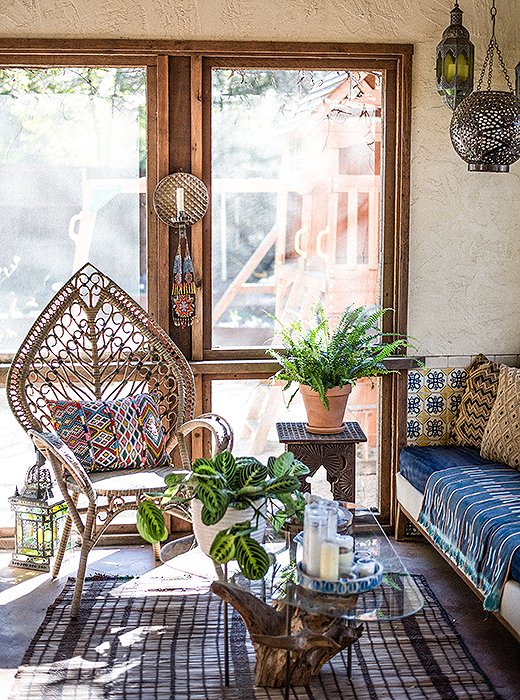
0 537 519 700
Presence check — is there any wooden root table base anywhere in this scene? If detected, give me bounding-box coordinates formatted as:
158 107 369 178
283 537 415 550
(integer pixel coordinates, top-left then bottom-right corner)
210 581 363 688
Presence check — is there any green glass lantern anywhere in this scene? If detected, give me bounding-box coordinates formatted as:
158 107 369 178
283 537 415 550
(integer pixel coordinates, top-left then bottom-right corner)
436 1 474 110
9 462 67 572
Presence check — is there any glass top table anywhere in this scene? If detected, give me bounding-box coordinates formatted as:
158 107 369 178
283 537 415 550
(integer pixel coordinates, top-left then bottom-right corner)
162 505 423 622
267 505 423 622
161 505 424 694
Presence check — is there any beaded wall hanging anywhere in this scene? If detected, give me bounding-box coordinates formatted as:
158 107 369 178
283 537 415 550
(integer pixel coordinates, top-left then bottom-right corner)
153 172 209 327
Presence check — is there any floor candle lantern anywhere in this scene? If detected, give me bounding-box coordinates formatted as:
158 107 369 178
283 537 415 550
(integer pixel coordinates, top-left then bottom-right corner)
9 459 67 572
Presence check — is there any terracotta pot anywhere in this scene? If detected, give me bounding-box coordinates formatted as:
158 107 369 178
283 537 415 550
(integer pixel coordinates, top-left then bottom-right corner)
191 498 266 556
299 384 352 435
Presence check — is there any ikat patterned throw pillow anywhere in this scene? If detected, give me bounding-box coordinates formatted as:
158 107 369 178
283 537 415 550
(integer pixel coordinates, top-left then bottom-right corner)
449 354 500 448
47 393 170 472
481 365 520 469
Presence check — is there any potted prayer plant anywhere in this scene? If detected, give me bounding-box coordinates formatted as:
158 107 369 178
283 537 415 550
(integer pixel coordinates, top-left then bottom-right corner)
267 302 415 434
137 450 308 580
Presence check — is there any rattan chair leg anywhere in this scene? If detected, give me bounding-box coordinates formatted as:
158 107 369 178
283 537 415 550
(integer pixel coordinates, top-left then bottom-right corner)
52 513 73 579
52 491 79 579
70 541 92 618
152 541 161 561
70 506 96 618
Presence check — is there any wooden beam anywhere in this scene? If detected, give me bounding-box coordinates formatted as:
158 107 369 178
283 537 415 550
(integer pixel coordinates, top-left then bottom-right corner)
0 39 414 59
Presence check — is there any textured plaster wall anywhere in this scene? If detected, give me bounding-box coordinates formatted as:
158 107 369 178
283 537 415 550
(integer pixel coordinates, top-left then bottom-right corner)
1 0 519 357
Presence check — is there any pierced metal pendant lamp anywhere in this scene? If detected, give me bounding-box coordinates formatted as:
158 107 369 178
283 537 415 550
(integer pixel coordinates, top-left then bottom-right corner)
449 0 520 172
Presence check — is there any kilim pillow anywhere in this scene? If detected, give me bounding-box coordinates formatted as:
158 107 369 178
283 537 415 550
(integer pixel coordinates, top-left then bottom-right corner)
47 393 170 472
449 354 500 448
481 365 520 469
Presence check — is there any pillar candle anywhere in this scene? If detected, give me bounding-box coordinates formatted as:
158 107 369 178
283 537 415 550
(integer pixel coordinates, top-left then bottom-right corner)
303 503 327 578
337 534 354 577
320 539 339 580
176 187 185 212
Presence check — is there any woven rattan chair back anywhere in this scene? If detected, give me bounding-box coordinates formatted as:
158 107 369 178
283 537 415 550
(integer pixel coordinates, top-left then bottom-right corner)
6 264 233 618
7 264 195 453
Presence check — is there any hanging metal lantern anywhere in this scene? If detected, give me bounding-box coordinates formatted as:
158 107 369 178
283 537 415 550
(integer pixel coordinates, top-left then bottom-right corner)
436 1 474 110
9 461 67 571
450 1 520 172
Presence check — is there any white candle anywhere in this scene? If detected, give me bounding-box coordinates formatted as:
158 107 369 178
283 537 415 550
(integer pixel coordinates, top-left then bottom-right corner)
176 187 185 212
356 558 377 577
303 503 327 578
337 534 354 550
336 534 354 577
338 550 354 577
320 540 339 581
303 524 323 578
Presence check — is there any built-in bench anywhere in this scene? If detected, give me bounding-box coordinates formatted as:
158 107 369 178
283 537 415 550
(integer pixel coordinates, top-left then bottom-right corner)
395 359 520 641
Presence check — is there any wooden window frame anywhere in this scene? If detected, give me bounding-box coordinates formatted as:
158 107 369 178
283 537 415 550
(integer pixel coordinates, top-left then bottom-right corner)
0 39 413 524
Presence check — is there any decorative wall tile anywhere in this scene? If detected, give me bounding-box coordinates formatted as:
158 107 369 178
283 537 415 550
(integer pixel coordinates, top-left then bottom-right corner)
407 366 468 446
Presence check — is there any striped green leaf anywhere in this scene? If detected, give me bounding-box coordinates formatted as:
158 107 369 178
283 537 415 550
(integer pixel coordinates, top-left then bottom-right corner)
196 483 229 525
200 500 228 526
136 501 168 544
235 537 270 580
237 460 268 489
209 531 236 564
271 452 295 477
164 470 189 488
264 475 300 496
289 457 310 477
213 451 237 485
192 457 215 472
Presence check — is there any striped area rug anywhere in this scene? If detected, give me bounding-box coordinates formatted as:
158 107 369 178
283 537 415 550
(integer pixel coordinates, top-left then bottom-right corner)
9 575 500 700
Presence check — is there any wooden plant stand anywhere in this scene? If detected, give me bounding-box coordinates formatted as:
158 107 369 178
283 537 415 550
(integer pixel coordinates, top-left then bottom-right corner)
210 580 363 688
276 421 367 503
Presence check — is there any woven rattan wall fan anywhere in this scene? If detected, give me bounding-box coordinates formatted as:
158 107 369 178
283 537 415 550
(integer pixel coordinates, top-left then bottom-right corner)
153 172 209 327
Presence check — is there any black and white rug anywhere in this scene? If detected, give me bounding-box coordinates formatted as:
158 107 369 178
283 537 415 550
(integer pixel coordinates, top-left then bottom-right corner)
9 574 500 699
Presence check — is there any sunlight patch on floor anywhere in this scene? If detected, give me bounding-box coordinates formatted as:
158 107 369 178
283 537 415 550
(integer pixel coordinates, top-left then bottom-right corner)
0 548 122 605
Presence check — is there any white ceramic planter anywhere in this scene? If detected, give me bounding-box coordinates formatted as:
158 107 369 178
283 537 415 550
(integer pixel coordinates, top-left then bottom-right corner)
191 498 266 556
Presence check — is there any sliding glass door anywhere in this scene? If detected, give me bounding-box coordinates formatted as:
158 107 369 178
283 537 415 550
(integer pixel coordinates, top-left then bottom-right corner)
205 64 388 509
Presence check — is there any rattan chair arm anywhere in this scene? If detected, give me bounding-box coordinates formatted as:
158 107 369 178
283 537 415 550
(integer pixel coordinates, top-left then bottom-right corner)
172 413 234 457
29 430 97 507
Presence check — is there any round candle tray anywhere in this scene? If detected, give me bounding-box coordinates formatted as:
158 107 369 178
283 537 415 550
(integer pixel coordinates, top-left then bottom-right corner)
296 560 383 595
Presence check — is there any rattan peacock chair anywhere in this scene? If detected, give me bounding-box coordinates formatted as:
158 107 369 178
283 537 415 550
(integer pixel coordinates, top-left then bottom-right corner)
7 263 233 617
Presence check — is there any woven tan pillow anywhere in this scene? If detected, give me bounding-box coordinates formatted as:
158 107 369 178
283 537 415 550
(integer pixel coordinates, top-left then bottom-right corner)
481 365 520 469
449 354 500 448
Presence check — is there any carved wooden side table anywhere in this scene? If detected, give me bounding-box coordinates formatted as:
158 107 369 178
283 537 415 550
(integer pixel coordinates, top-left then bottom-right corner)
276 421 367 502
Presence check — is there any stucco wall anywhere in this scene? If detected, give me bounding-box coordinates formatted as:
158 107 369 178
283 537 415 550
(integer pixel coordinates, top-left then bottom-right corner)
2 0 519 358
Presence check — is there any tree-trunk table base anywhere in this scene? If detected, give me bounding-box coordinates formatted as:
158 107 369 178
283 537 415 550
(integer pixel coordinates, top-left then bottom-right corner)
211 581 363 688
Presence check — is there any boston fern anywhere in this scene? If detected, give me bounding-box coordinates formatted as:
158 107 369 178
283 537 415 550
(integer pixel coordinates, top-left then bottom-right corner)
137 450 308 580
267 302 414 408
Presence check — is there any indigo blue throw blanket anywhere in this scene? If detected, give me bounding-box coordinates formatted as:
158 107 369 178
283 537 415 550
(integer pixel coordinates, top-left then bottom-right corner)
418 464 520 611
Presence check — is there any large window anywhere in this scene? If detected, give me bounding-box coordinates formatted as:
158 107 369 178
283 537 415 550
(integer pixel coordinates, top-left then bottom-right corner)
201 54 412 520
0 67 147 353
0 41 412 527
211 68 381 349
0 64 148 526
209 67 384 506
